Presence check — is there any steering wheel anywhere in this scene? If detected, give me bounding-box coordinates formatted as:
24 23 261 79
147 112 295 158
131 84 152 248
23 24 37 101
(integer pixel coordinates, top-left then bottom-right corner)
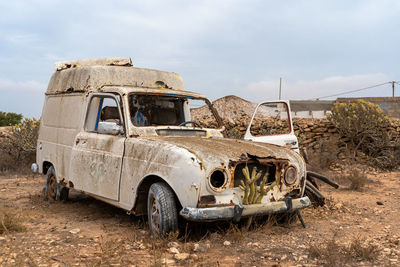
178 121 201 127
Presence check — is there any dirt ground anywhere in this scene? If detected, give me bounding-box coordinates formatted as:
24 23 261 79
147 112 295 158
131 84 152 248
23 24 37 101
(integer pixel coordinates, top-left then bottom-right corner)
0 170 399 266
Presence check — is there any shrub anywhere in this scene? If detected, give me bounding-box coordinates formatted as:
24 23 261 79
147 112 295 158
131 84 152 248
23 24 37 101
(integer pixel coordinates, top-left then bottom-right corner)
0 117 39 173
0 208 26 234
347 169 367 190
308 235 380 266
329 100 397 169
0 111 23 126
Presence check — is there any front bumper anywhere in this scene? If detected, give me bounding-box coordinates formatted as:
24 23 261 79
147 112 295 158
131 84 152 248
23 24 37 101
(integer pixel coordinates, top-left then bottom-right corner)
180 196 311 222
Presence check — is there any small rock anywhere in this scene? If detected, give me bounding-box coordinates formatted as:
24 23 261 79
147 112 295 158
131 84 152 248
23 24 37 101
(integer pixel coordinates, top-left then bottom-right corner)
174 253 190 261
193 242 210 252
190 254 198 260
161 258 175 265
376 201 384 205
69 228 80 234
169 247 180 254
168 241 180 248
281 255 287 260
334 203 343 209
223 241 231 246
383 248 391 255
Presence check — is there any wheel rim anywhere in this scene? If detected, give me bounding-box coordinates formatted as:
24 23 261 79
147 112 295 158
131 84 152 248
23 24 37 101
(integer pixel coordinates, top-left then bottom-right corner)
47 174 57 201
149 194 160 234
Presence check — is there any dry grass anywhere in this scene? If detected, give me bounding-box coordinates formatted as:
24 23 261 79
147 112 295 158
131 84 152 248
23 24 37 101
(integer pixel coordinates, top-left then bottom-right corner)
347 169 367 190
305 137 341 172
0 208 26 234
308 235 380 266
345 237 380 261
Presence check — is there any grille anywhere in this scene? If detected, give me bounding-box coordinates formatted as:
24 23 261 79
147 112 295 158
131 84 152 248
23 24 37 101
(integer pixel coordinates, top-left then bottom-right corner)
233 162 276 187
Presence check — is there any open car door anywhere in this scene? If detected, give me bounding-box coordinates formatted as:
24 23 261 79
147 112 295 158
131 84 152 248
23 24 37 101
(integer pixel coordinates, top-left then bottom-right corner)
244 100 299 153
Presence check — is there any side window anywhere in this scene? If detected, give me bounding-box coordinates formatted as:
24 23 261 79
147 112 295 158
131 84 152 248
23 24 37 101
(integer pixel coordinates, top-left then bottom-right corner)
85 95 124 135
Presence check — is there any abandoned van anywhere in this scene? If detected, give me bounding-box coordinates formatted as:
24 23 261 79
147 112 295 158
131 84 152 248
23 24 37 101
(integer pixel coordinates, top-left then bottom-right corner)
32 57 311 236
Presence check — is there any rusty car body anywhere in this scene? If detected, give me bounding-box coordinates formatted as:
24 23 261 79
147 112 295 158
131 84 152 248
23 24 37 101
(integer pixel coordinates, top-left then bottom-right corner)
32 57 311 235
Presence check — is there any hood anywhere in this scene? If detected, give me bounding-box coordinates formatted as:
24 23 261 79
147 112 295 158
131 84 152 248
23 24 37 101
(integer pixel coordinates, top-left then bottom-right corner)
143 136 302 166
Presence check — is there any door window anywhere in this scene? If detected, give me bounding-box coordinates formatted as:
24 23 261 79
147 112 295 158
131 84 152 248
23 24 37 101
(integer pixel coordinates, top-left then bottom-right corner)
250 102 291 136
85 95 124 135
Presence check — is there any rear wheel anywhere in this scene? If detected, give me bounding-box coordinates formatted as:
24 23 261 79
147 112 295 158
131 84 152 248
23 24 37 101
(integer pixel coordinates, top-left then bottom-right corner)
45 166 69 202
147 182 178 236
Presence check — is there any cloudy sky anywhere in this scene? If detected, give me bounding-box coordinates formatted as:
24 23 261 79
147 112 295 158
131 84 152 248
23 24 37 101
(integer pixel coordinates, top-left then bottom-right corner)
1 0 399 117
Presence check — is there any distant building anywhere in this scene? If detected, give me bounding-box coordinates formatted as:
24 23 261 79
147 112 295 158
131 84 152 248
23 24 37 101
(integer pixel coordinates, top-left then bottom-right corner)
289 97 400 119
289 100 334 119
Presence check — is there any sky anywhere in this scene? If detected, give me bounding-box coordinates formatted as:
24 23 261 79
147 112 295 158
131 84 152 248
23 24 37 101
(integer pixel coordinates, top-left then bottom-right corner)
0 0 399 117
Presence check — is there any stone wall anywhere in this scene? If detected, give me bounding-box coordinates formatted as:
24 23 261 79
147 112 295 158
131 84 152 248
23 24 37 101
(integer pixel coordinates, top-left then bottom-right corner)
219 117 400 151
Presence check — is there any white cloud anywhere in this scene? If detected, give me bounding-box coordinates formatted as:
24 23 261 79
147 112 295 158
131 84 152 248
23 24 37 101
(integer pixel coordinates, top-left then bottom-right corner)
246 73 392 101
0 77 46 92
2 33 40 45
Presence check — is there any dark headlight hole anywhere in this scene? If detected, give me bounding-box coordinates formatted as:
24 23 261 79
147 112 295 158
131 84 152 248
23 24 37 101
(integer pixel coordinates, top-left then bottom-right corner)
210 170 226 188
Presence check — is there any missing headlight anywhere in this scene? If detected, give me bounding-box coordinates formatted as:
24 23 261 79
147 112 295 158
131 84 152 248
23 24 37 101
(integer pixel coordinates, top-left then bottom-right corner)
209 169 227 191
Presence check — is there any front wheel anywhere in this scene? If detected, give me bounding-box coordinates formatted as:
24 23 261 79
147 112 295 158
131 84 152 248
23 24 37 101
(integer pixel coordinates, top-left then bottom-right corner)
147 182 178 236
45 166 69 202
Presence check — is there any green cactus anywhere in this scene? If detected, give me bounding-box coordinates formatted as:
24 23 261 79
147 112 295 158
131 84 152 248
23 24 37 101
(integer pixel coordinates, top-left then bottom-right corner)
239 165 271 229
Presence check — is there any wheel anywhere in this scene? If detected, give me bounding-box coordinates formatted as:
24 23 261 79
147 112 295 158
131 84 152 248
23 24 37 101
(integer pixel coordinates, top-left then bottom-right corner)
147 182 178 236
45 166 69 202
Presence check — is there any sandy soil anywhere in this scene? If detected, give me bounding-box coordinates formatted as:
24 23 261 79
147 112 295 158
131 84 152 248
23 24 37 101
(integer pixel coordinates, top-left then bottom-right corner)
0 171 399 266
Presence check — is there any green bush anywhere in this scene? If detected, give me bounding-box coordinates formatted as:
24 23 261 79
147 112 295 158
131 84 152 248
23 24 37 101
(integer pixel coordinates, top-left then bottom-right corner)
329 100 398 169
0 111 23 126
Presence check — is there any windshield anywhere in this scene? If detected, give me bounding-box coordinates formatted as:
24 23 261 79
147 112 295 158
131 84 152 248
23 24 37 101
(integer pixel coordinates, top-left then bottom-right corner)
128 94 221 129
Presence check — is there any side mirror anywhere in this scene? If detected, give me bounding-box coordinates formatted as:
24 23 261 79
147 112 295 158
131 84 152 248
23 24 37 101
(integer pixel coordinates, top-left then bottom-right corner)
98 121 124 135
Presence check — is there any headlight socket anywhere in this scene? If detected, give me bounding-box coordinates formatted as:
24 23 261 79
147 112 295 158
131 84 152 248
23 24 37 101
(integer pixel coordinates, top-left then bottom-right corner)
209 169 228 192
284 166 297 185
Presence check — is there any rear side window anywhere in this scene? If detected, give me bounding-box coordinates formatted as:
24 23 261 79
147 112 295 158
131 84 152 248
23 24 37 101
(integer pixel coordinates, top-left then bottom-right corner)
85 95 123 135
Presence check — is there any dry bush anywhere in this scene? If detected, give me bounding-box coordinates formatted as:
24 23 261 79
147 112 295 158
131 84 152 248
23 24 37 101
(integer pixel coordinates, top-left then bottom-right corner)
0 117 39 173
347 169 367 190
226 127 243 139
345 237 380 261
329 100 399 169
308 235 380 266
0 208 26 234
306 137 340 172
308 236 342 266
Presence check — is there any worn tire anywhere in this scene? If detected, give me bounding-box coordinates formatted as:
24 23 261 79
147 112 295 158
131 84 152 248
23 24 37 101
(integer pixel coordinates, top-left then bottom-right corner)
45 166 69 202
147 182 178 236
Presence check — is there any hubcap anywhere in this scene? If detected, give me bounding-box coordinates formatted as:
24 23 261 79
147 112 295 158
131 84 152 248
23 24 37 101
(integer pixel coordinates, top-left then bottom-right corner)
150 195 160 234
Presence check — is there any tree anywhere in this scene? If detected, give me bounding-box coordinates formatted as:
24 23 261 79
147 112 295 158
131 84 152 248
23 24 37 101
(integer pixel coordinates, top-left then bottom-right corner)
0 111 23 126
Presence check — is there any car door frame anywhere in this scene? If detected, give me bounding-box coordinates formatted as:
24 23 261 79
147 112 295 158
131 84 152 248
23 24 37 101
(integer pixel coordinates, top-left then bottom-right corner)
68 92 126 201
244 100 299 153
